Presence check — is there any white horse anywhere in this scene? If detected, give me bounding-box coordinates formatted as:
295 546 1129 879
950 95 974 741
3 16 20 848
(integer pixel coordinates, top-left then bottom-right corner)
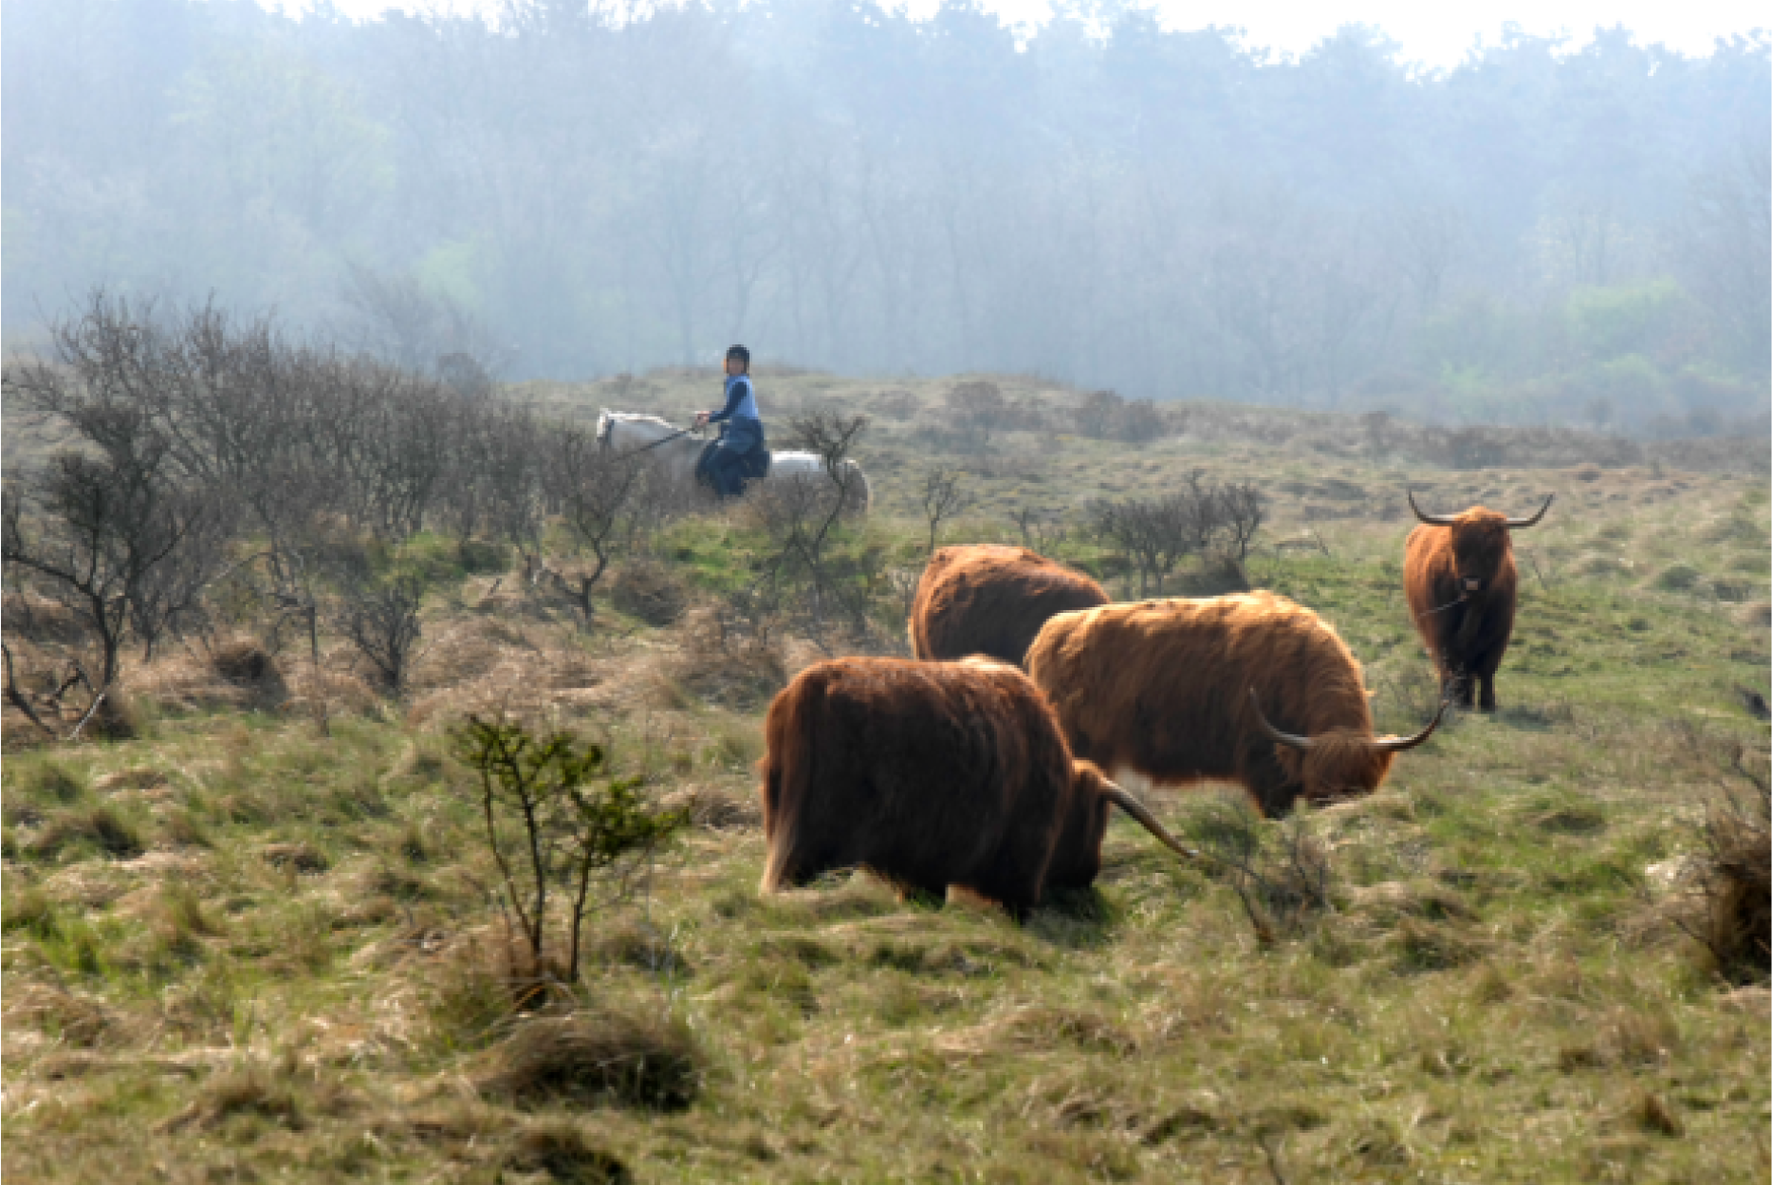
594 410 871 514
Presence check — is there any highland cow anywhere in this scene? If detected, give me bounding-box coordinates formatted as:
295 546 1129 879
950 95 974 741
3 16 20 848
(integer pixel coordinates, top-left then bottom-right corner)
1404 490 1552 711
1025 592 1443 817
757 657 1193 916
908 545 1109 667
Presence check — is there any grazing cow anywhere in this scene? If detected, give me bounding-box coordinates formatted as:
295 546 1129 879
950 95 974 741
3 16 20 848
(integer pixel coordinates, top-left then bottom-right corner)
1404 490 1552 711
1025 592 1443 817
758 657 1194 917
909 545 1109 667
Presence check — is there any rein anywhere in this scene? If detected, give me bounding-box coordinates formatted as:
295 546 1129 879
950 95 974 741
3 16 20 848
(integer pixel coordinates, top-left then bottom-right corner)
601 424 699 459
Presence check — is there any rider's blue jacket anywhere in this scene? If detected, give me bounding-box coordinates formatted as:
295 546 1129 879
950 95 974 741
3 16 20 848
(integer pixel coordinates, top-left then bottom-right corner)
707 374 760 427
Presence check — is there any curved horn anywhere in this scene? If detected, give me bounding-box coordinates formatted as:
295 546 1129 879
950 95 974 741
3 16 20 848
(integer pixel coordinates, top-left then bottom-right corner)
1249 688 1315 751
1504 493 1554 529
1371 698 1448 753
1098 781 1198 861
1408 489 1458 527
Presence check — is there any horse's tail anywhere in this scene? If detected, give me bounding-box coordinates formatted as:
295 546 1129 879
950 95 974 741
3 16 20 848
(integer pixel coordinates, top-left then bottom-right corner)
839 460 870 517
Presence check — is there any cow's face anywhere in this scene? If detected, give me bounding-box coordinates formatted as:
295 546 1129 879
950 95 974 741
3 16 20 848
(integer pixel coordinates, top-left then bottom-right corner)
1047 761 1115 888
1274 733 1396 804
1448 512 1512 595
1253 689 1443 808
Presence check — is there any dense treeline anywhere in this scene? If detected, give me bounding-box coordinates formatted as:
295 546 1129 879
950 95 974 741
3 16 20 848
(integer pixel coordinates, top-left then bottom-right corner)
3 0 1767 430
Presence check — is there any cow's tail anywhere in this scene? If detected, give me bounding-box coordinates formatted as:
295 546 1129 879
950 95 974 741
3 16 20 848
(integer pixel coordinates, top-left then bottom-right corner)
760 675 821 892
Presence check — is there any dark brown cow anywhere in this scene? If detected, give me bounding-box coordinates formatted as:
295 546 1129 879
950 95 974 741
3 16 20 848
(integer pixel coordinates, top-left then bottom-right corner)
1404 490 1552 711
909 545 1109 667
757 657 1192 916
1025 592 1443 817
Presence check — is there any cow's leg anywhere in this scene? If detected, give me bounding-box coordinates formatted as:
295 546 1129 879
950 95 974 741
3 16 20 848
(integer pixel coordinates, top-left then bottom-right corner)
1477 670 1497 713
973 815 1056 923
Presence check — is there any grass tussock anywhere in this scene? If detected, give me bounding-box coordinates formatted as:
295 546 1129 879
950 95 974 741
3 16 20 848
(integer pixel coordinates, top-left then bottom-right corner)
23 804 145 861
161 1059 306 1132
505 1121 633 1184
476 1006 702 1111
4 982 120 1048
668 607 791 710
610 560 688 626
1679 759 1771 984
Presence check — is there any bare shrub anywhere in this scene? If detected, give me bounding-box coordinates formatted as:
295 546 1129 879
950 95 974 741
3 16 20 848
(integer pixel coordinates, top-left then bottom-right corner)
1074 389 1122 439
920 466 972 555
747 411 875 637
536 424 676 628
1012 506 1070 555
945 380 1006 451
1187 792 1333 946
1217 482 1267 562
1088 474 1266 595
1074 390 1165 443
1087 495 1196 596
3 458 226 737
332 572 429 696
338 260 508 378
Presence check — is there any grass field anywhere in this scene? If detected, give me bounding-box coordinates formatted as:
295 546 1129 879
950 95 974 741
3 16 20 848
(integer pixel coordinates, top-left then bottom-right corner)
4 372 1768 1183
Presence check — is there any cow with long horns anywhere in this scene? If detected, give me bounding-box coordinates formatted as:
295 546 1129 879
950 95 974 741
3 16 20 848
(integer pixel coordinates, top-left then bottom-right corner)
758 656 1194 917
1404 490 1552 712
909 544 1109 667
1025 592 1443 817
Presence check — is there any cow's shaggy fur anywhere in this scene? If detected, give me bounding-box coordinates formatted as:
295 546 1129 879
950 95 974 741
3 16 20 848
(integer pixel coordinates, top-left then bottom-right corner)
908 545 1109 667
1027 592 1425 816
757 657 1181 915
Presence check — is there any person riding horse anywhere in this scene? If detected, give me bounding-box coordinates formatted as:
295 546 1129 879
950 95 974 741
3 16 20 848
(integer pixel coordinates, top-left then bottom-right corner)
693 345 767 499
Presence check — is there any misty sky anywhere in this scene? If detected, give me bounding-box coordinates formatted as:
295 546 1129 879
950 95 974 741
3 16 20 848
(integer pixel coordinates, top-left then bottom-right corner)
296 0 1762 65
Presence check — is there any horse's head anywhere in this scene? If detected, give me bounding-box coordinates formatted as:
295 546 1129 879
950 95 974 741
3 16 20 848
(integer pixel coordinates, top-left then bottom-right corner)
595 410 681 456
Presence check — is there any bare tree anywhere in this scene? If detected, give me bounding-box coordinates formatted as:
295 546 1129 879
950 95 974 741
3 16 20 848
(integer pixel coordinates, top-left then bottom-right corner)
1012 506 1068 555
2 450 223 736
749 411 871 636
1217 482 1266 562
338 261 509 379
920 466 971 555
1088 496 1195 597
541 425 647 628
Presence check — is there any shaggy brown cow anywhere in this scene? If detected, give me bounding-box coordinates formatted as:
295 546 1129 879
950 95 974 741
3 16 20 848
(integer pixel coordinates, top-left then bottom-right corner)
758 656 1193 916
1025 592 1443 817
1404 490 1552 711
909 545 1109 666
